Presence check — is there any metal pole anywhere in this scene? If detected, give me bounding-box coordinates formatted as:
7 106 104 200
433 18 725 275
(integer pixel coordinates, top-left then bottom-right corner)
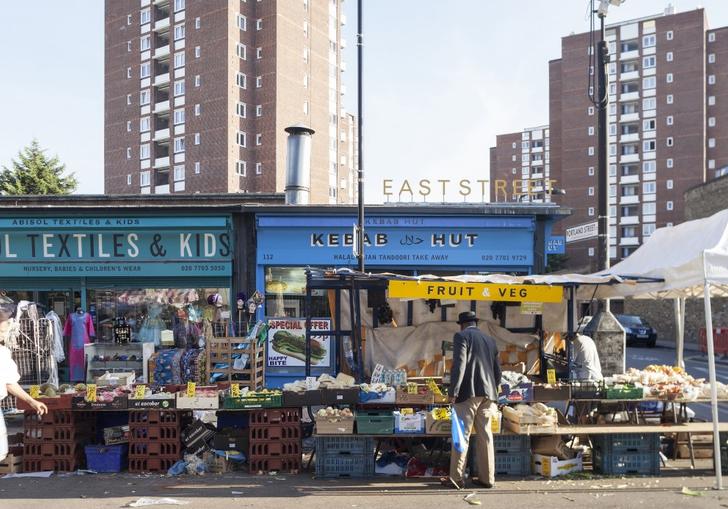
596 12 610 313
703 280 723 490
356 0 365 272
674 297 685 369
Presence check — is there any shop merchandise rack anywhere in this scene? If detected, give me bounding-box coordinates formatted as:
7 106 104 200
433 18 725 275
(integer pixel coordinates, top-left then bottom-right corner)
128 409 188 473
206 336 265 387
22 410 96 472
248 408 302 474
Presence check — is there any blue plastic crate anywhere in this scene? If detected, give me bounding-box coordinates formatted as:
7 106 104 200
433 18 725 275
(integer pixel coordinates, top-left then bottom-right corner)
85 444 128 473
315 436 374 456
591 433 660 455
494 435 531 454
469 449 531 477
315 453 375 478
593 449 660 476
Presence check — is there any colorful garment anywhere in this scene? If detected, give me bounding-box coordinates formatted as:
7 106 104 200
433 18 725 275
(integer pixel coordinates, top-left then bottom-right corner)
63 312 95 382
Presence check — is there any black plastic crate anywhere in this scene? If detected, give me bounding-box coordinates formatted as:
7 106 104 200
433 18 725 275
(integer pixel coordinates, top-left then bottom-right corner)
570 380 605 400
593 449 660 476
315 453 374 478
591 433 660 455
315 436 375 456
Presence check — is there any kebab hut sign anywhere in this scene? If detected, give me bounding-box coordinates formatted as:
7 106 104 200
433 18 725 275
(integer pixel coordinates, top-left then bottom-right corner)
267 318 332 368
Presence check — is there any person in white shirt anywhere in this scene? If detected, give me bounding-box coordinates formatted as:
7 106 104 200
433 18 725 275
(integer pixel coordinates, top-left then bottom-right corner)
572 334 603 380
0 343 48 461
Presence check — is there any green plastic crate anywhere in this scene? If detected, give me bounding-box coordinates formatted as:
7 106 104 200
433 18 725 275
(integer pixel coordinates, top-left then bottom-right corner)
223 393 282 409
355 410 394 435
606 385 643 400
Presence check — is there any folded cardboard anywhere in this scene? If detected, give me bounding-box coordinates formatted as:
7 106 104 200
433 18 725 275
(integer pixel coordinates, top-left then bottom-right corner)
532 453 583 478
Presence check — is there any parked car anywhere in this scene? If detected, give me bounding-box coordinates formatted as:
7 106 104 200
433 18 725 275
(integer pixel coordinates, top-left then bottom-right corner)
616 314 657 347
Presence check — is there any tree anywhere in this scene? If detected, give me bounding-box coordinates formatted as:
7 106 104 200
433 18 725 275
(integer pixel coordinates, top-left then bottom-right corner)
545 253 570 274
0 140 77 195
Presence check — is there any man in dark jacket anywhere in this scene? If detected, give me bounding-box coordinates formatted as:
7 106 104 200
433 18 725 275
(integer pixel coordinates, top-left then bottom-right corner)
443 311 501 490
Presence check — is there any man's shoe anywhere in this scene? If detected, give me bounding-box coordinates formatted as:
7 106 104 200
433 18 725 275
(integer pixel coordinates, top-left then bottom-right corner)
472 480 495 489
440 477 463 490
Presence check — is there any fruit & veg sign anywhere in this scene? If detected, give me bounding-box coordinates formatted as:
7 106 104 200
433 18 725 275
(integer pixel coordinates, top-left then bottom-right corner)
267 318 332 368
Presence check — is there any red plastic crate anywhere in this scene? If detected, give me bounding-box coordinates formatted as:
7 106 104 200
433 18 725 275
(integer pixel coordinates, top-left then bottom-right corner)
24 424 95 443
129 441 181 458
129 410 184 426
24 410 95 427
249 408 301 427
128 457 178 473
24 441 83 458
130 425 180 442
248 456 301 474
23 456 84 473
249 440 301 458
250 425 301 442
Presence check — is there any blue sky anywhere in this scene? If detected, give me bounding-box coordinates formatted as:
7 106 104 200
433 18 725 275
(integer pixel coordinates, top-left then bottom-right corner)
1 1 727 201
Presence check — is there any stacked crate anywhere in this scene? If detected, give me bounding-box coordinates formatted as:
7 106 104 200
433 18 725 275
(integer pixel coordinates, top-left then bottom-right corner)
314 436 375 478
248 408 301 474
128 410 186 473
469 435 532 477
592 433 660 476
23 410 96 472
206 337 265 387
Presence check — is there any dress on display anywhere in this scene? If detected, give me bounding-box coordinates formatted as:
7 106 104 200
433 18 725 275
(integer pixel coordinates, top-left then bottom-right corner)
139 304 165 346
62 312 95 382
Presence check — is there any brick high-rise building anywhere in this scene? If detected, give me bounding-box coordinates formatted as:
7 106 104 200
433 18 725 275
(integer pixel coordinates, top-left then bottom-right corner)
104 0 356 204
492 7 728 272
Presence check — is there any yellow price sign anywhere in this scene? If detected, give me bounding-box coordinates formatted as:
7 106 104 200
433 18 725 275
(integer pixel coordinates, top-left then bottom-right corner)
547 369 557 385
29 385 40 399
134 385 147 399
186 382 196 398
86 384 98 403
388 280 563 303
406 382 418 394
230 384 241 398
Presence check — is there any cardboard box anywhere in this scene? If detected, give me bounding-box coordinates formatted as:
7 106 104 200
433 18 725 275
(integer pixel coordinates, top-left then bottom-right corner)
491 411 502 434
95 371 136 387
176 394 220 409
212 430 249 452
394 411 427 434
395 388 435 405
532 453 583 478
425 414 451 435
103 425 130 446
502 406 558 435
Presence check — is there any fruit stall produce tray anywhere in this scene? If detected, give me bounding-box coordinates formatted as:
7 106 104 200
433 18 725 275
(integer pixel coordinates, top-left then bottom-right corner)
223 393 282 409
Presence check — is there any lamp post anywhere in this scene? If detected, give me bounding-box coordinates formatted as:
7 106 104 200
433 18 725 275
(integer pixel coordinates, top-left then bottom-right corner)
356 0 365 272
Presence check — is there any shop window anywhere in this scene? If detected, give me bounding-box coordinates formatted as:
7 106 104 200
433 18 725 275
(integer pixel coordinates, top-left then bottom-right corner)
264 267 330 317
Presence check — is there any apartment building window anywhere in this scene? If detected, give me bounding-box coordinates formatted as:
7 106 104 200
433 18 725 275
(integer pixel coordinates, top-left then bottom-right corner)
588 86 594 96
174 52 185 68
140 8 150 25
642 76 656 89
256 47 262 59
304 21 309 37
256 19 263 30
643 55 656 69
588 146 595 156
667 201 674 211
609 144 617 156
126 120 132 132
127 41 132 52
666 137 673 147
609 103 617 115
588 126 594 136
621 61 638 73
174 80 185 96
643 202 656 215
666 179 674 189
127 94 132 105
642 34 656 47
195 46 201 58
642 97 656 110
588 166 595 176
609 164 617 177
140 35 151 51
709 75 716 85
643 161 656 174
236 43 247 60
710 159 716 169
140 117 150 132
521 154 529 163
622 143 638 155
127 67 132 79
609 62 617 75
236 161 246 176
256 163 262 175
643 140 656 152
256 76 262 88
643 182 657 194
238 14 247 31
588 207 595 216
174 137 185 153
194 162 200 174
709 53 716 64
666 73 673 83
709 96 716 106
127 174 132 185
588 248 595 257
643 224 656 237
140 171 150 187
236 72 246 89
255 105 262 117
667 115 674 126
303 74 309 88
140 89 150 105
588 106 595 116
709 138 716 148
194 75 201 87
512 155 516 162
609 184 617 197
255 134 262 146
303 47 309 62
237 102 246 118
174 0 185 11
126 147 132 160
174 24 185 41
174 165 185 181
666 30 673 41
709 32 716 43
194 104 201 116
609 124 617 136
588 186 595 196
667 158 674 168
173 109 185 125
709 116 716 127
643 118 656 131
195 17 200 29
666 51 673 62
140 144 150 160
140 62 150 79
127 14 133 25
610 205 618 217
193 133 200 145
237 131 246 147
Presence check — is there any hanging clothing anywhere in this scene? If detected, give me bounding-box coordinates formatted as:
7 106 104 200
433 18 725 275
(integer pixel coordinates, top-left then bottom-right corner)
45 311 65 364
139 304 165 346
63 312 95 382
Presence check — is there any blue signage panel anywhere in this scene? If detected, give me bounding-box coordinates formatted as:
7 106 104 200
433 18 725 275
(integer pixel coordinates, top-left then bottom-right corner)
546 235 566 255
0 216 232 277
256 215 535 268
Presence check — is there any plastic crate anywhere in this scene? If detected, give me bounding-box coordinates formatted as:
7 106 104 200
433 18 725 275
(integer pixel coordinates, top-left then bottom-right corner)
249 440 301 458
249 456 301 474
85 444 128 473
356 411 394 435
591 433 660 455
250 425 301 442
315 453 375 478
128 457 178 473
494 435 531 454
24 424 95 443
494 453 532 476
129 410 183 426
23 457 84 473
24 441 83 458
130 425 180 442
315 436 375 456
606 385 644 400
570 380 605 400
249 408 300 426
223 393 282 409
129 441 181 458
592 449 660 476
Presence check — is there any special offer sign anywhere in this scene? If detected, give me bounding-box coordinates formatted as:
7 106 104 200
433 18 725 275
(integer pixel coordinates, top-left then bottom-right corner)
267 318 331 368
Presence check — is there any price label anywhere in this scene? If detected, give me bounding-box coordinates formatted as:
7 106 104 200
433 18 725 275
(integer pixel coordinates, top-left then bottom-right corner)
186 382 196 398
230 384 241 398
407 382 418 394
86 384 98 403
29 385 40 399
134 385 147 399
547 369 557 385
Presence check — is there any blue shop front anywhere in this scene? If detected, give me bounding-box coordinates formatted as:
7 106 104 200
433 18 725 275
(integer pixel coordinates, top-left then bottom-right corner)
255 204 568 387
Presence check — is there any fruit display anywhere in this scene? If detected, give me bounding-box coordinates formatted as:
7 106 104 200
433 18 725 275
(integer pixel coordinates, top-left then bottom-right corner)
315 407 354 422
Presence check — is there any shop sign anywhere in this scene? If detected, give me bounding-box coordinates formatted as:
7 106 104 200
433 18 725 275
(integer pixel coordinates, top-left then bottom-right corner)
519 301 544 315
565 221 598 243
545 236 566 254
387 280 563 303
267 318 331 368
0 216 232 277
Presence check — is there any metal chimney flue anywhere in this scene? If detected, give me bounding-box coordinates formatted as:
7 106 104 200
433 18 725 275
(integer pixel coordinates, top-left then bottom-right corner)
284 124 315 205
